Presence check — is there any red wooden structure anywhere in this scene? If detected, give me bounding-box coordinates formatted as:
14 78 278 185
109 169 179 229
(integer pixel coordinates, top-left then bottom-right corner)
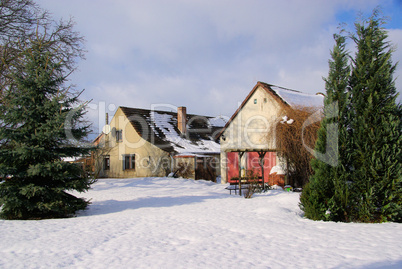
226 151 284 188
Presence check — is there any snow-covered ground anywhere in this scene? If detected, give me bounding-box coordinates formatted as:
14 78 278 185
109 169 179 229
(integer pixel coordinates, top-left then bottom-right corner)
1 177 401 269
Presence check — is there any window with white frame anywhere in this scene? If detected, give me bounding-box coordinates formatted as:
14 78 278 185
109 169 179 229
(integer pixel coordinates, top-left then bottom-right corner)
123 154 135 170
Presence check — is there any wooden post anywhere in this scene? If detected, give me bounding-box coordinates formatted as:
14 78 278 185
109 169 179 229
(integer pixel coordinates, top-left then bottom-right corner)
238 152 245 196
258 151 267 191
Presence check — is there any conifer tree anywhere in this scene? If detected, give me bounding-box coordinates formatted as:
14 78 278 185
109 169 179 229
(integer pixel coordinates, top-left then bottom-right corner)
0 30 93 220
348 11 401 222
301 10 401 223
300 33 351 221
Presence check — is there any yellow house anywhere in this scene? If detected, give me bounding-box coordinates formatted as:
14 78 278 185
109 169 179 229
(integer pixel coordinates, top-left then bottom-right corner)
96 106 226 180
218 81 323 186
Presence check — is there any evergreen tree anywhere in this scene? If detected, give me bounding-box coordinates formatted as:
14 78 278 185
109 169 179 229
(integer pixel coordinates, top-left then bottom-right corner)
348 11 401 222
0 30 93 220
300 33 351 221
301 10 402 223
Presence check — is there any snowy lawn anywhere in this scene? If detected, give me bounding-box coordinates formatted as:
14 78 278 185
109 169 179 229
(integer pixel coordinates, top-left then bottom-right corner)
1 177 401 269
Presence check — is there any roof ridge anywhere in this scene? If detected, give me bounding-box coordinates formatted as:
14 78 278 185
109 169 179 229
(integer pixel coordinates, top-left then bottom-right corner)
118 106 222 154
258 81 303 94
216 81 323 139
119 106 215 119
119 106 175 115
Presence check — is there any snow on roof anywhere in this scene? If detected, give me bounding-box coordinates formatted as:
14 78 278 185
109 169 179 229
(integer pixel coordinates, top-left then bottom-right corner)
119 107 224 155
62 157 80 162
173 153 214 158
269 165 285 175
62 156 87 162
271 86 324 108
208 116 227 128
150 111 221 154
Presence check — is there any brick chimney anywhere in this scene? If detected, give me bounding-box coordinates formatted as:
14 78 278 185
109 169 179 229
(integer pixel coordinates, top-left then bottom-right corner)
177 106 187 134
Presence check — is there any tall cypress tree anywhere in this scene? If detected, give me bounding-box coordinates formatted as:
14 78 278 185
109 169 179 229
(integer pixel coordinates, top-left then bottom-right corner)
301 10 402 223
0 32 93 220
348 11 401 222
300 33 351 221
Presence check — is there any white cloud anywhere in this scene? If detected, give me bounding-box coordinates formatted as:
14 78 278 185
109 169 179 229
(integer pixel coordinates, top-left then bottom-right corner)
388 29 402 101
35 0 402 134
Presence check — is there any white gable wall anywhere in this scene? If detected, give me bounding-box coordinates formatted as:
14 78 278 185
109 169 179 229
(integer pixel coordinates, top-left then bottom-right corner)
219 85 285 183
220 85 283 152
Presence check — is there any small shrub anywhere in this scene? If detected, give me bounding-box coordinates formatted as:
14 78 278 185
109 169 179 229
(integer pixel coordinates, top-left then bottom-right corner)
243 170 263 199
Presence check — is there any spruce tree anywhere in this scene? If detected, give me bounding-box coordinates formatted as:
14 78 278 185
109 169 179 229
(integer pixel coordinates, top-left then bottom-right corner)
348 11 401 222
301 10 402 223
300 33 351 221
0 32 93 220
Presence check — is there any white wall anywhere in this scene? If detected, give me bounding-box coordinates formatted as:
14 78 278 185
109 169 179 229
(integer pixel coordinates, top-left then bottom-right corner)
219 85 284 183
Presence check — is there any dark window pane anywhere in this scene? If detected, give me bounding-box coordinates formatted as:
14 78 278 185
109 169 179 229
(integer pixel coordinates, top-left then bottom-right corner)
131 155 135 170
104 155 110 170
124 155 130 170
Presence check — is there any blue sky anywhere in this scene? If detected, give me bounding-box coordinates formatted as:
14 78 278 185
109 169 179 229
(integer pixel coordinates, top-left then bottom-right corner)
35 0 402 135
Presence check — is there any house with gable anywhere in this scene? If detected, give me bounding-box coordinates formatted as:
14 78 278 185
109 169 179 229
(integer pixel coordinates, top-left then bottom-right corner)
96 106 226 181
218 81 324 186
